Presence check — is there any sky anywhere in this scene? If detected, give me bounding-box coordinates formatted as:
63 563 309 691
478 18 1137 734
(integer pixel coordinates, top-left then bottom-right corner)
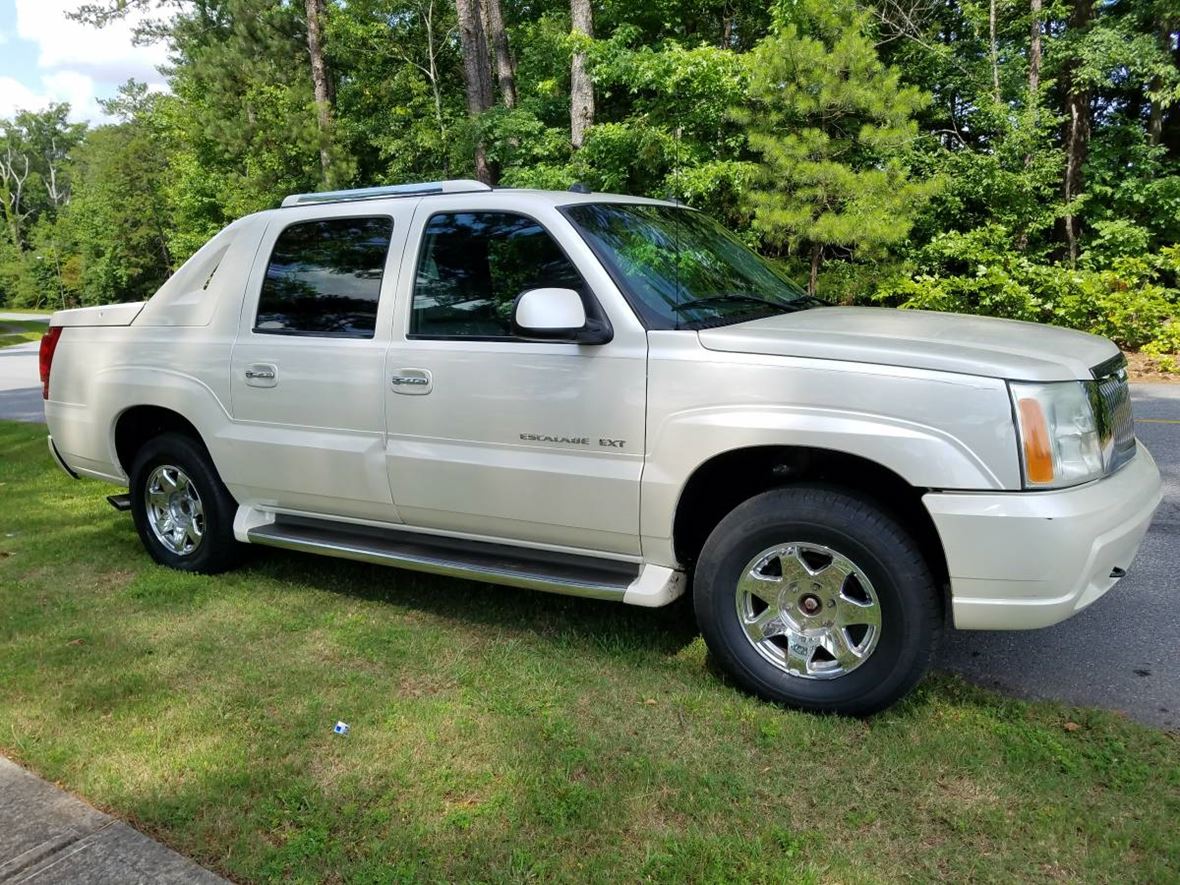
0 0 169 124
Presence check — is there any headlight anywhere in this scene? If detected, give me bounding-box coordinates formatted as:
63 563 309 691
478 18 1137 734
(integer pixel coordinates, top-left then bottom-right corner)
1009 380 1105 489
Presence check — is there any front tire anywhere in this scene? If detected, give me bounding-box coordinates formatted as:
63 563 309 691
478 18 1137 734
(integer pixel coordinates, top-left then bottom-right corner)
693 486 941 716
129 432 243 574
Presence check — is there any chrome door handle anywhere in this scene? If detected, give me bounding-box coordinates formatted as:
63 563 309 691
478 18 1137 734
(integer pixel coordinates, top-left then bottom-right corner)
391 369 432 395
244 363 278 388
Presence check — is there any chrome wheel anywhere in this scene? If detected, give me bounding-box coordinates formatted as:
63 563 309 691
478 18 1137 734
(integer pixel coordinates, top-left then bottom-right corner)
143 464 205 556
735 542 881 680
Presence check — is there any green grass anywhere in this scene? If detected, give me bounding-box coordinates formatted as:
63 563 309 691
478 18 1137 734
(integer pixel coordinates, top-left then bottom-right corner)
0 318 47 348
0 419 1177 882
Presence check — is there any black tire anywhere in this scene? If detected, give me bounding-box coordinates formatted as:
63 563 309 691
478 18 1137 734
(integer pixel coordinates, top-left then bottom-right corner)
693 485 941 716
129 432 244 574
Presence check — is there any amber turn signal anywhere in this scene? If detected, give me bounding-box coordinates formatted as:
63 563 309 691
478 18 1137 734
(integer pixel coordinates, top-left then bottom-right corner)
1017 397 1054 484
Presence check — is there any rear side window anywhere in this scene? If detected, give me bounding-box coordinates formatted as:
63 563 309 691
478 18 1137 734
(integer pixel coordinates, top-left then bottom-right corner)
411 211 586 338
255 217 394 338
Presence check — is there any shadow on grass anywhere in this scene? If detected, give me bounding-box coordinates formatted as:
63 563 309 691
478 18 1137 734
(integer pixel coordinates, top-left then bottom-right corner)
247 544 702 660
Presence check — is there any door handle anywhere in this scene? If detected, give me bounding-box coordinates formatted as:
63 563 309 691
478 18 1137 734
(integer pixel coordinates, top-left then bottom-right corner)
244 363 278 387
391 369 432 395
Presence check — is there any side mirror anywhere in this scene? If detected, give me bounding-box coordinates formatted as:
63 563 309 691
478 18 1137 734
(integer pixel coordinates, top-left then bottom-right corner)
512 288 610 344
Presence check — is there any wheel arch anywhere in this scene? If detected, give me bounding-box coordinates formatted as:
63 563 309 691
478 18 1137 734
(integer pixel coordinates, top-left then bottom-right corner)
113 405 208 477
671 445 949 593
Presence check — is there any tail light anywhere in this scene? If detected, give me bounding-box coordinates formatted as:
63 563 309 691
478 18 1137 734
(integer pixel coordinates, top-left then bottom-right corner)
39 326 62 400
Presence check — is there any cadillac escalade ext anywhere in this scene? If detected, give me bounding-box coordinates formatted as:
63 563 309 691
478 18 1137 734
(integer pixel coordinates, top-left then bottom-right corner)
39 179 1163 714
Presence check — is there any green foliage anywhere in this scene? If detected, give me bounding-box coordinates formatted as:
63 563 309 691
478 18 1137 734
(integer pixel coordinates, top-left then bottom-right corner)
738 0 940 285
0 0 1176 352
875 226 1180 348
2 418 1180 881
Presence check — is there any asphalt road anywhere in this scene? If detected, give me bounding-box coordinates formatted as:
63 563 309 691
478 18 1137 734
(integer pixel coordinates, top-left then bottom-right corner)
0 337 1176 726
940 382 1180 728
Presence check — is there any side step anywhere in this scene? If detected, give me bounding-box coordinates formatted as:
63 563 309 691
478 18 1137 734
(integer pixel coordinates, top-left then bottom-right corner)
247 515 641 602
106 494 132 512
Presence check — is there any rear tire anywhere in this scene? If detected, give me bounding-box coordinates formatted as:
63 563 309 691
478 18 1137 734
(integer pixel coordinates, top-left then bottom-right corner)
693 485 940 716
129 432 243 574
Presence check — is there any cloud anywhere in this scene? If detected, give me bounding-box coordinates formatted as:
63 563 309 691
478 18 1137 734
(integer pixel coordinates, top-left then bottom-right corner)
0 71 101 122
14 0 169 84
0 76 46 119
4 0 171 122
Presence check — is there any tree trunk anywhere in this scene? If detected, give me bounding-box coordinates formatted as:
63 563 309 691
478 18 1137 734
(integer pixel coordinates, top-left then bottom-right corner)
0 148 29 253
484 0 516 108
808 243 822 296
1028 0 1041 96
455 0 495 183
1061 0 1094 266
304 0 336 185
570 0 594 148
1147 19 1172 145
989 0 1000 101
421 0 448 169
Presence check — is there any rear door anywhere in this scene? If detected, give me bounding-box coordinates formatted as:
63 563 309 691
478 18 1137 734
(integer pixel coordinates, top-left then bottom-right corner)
227 202 413 522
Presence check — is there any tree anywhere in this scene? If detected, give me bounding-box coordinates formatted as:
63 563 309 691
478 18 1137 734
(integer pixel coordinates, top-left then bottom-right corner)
0 105 85 306
1028 0 1042 96
63 83 175 305
454 0 495 182
570 0 595 148
739 0 938 293
1061 0 1094 265
304 0 338 184
484 0 517 108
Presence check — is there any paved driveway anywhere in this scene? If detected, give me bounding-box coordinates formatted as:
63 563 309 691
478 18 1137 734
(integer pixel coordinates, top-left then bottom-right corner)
938 382 1179 728
0 341 44 423
1 340 1176 726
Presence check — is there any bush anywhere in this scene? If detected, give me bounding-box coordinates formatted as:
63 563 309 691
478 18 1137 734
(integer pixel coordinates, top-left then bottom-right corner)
870 227 1179 349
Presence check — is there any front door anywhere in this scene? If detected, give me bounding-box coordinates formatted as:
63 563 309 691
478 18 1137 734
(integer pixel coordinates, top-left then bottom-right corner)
383 206 647 555
227 210 407 522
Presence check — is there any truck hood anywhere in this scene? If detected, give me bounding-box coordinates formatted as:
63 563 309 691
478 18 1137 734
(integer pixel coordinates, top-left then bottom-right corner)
697 306 1118 381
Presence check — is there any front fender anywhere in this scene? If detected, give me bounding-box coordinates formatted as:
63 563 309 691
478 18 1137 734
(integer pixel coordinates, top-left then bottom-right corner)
639 344 1022 568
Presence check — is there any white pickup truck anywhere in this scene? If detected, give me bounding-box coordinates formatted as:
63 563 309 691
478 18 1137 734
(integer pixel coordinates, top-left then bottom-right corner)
39 180 1162 714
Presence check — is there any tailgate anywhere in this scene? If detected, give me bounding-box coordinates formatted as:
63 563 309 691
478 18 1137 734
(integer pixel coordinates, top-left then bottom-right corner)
50 302 145 327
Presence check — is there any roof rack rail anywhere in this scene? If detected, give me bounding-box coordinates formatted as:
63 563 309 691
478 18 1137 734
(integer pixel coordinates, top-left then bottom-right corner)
281 179 492 208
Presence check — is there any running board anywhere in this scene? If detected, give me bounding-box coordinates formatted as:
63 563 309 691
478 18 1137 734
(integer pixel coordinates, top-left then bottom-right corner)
247 515 650 603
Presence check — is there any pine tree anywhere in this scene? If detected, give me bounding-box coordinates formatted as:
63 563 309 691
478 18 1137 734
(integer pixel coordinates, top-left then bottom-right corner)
738 0 939 293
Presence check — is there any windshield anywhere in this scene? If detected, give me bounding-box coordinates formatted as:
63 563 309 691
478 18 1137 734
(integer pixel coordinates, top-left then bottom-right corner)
562 202 814 330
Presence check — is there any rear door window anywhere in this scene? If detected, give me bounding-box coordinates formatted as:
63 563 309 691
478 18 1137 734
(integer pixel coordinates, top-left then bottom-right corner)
255 217 394 338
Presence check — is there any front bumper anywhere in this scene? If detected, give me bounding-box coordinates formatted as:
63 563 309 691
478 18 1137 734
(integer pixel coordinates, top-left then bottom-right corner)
924 446 1162 630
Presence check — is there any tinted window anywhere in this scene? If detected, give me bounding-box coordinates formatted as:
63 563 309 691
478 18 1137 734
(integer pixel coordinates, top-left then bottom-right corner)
564 203 811 330
411 212 586 338
255 217 393 338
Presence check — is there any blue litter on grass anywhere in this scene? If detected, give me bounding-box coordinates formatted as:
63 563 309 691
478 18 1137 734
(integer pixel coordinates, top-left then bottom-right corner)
333 721 350 736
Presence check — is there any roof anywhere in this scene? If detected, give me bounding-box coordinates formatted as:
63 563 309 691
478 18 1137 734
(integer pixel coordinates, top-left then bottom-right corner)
278 180 678 211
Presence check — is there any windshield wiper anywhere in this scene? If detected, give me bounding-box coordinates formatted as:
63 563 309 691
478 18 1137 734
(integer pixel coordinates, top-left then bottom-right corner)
671 293 824 313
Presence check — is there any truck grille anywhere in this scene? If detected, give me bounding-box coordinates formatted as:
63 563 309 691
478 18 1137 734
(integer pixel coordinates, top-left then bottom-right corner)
1092 354 1136 475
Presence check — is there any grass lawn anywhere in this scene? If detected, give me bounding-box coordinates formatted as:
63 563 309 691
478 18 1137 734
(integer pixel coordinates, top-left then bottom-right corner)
1 419 1177 882
0 319 47 349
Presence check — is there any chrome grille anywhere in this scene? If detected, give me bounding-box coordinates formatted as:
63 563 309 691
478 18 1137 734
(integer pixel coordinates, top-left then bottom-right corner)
1093 355 1136 475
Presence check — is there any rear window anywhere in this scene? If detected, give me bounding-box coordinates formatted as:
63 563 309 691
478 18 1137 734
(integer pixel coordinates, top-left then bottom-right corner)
254 217 394 338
